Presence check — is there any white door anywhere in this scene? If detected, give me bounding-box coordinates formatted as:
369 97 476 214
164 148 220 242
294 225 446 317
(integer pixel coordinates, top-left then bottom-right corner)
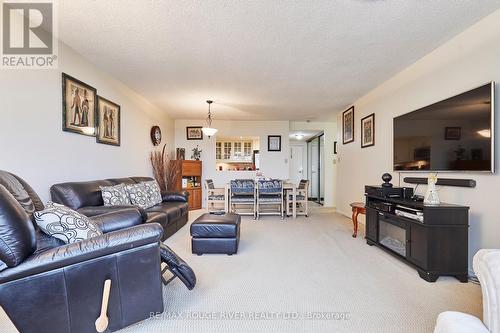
290 145 304 184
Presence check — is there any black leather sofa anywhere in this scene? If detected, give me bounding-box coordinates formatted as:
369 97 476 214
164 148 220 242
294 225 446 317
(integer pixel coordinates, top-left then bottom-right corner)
0 170 164 333
50 176 189 240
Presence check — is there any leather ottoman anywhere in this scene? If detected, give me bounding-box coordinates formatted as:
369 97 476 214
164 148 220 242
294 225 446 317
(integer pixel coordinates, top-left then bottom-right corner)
190 213 241 255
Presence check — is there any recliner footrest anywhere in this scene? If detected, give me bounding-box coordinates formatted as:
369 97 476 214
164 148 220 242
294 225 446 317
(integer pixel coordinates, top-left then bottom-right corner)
159 244 196 290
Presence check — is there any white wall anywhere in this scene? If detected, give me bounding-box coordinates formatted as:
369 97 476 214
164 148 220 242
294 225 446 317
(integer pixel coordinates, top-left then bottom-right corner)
290 121 337 207
336 9 500 269
0 42 174 201
174 119 290 205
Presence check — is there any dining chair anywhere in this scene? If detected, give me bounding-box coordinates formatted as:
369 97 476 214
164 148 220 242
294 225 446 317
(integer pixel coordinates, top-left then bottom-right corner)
256 179 283 219
230 179 256 218
204 179 226 213
287 179 309 217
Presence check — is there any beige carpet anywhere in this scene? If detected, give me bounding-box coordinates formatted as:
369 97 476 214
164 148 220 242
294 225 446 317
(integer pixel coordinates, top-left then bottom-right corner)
0 206 482 333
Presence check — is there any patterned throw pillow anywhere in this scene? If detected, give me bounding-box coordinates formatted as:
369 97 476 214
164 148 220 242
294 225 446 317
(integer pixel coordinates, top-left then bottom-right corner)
142 180 163 206
33 202 102 244
100 183 130 206
125 183 154 209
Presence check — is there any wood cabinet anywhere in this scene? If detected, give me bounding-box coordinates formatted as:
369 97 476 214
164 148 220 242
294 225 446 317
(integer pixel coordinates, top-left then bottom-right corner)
365 193 469 283
172 160 202 210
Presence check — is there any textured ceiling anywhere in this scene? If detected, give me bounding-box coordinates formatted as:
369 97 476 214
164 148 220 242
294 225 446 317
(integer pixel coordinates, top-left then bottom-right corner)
59 0 500 121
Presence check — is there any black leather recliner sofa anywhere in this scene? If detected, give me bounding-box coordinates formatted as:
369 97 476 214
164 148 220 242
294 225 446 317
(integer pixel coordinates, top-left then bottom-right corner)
0 170 164 333
50 176 189 240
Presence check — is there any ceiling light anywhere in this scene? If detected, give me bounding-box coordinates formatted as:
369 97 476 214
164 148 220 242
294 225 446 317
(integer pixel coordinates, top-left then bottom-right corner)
477 129 491 138
201 100 218 138
295 134 304 140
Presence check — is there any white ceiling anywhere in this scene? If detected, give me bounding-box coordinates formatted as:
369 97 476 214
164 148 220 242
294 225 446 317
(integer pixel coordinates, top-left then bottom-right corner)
59 1 500 121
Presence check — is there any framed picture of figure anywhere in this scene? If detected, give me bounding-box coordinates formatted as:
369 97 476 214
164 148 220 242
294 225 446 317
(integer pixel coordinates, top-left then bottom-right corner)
62 73 97 136
186 126 203 140
361 113 375 148
96 96 121 146
342 106 354 144
268 135 281 152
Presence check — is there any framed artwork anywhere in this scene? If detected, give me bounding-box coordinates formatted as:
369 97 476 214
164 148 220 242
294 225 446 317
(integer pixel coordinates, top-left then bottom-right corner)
361 113 375 148
186 126 203 140
342 106 354 144
268 135 281 152
176 148 186 160
62 73 97 136
151 126 161 146
445 127 461 140
96 96 121 146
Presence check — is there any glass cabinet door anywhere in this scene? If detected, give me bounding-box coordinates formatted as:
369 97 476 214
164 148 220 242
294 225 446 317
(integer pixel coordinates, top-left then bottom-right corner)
233 142 242 157
223 142 232 159
243 141 252 157
216 142 222 159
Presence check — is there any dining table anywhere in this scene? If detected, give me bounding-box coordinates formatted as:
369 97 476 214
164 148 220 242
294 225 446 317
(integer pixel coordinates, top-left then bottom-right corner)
224 180 297 218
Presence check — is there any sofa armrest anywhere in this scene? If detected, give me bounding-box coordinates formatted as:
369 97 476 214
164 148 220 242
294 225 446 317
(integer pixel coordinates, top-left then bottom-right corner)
162 191 189 202
0 223 163 284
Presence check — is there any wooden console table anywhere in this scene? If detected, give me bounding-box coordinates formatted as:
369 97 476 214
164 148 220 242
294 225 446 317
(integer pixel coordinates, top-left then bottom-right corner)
350 202 365 238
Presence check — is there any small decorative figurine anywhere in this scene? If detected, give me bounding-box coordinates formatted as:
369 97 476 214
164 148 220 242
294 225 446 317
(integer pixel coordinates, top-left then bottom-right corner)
424 173 440 205
191 145 202 160
381 173 393 188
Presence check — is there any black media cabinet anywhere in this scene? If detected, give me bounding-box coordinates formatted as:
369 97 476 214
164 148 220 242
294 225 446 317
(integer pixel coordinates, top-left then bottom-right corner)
365 191 469 282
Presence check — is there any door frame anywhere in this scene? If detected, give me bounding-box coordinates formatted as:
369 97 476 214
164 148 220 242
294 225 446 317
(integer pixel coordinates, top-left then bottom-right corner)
307 132 325 205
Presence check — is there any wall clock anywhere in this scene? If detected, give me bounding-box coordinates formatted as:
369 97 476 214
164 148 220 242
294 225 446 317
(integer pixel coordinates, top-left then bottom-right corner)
151 126 162 146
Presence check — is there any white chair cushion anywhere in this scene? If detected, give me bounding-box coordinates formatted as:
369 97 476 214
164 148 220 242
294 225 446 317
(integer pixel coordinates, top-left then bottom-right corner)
474 249 500 333
434 311 489 333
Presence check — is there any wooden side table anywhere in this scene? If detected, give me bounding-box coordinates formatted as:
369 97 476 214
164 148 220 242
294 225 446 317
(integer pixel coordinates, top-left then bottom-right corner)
350 202 366 238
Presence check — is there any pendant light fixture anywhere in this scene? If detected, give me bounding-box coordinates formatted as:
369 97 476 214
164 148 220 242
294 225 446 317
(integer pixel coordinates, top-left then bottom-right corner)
201 100 218 138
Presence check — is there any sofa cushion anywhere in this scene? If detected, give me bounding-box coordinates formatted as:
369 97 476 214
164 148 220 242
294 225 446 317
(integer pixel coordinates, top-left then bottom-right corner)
100 183 131 206
147 202 182 221
156 201 188 216
142 181 162 206
91 208 143 233
106 177 136 185
0 170 44 220
161 191 188 202
50 180 114 210
126 183 155 209
0 185 37 267
130 176 154 183
33 203 102 244
77 205 147 222
145 211 171 230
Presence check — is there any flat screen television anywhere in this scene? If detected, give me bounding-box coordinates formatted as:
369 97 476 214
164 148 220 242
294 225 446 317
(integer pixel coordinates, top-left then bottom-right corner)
393 82 495 172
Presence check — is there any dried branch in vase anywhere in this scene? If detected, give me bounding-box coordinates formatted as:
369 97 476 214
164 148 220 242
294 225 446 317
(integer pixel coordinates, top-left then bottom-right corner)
150 144 180 192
